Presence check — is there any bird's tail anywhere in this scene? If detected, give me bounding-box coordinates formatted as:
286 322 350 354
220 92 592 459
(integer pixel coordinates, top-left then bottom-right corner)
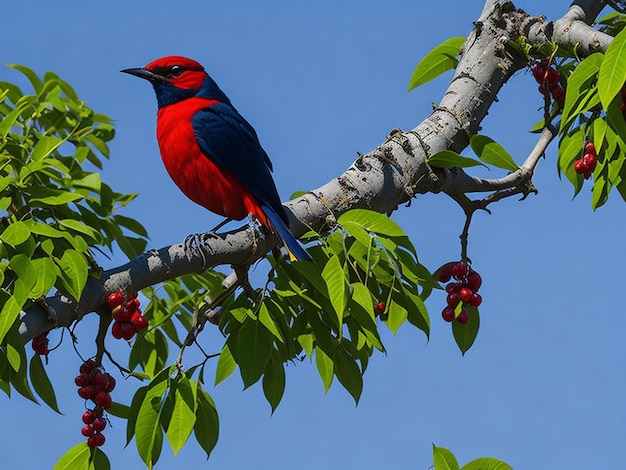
262 204 312 262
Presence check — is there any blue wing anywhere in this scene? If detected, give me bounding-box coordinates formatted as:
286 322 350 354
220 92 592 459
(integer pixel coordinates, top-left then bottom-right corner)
191 102 282 218
191 102 312 261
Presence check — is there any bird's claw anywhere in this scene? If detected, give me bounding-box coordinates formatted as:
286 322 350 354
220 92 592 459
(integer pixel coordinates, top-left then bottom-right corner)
184 231 219 270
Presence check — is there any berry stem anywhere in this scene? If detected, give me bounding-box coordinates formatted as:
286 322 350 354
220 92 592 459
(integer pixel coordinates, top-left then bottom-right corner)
459 209 474 263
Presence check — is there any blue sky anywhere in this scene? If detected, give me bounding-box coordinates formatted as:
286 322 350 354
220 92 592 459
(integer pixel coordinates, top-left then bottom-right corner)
1 1 624 469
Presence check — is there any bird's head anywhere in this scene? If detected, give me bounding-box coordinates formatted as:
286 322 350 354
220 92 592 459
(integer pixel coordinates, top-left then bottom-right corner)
122 56 217 107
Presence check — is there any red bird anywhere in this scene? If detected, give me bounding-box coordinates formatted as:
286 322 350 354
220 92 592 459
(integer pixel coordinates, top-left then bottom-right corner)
122 56 311 261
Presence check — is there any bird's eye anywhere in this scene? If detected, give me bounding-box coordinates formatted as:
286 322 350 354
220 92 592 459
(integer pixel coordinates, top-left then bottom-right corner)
168 65 184 77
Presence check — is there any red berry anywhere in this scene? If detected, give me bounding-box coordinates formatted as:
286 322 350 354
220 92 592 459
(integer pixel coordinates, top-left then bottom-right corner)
78 385 95 400
467 271 482 292
131 312 148 332
621 102 626 114
437 262 456 283
112 305 130 322
550 85 565 107
442 307 455 322
106 292 124 310
446 292 461 308
574 158 585 175
459 287 473 303
531 64 546 83
95 391 112 409
120 322 136 340
375 302 385 313
93 372 109 389
111 321 123 339
445 282 461 294
74 374 89 387
87 432 106 448
31 334 49 355
583 153 597 172
103 374 116 393
456 309 469 324
468 293 483 307
538 84 548 95
545 67 560 85
82 410 96 425
92 417 107 432
79 360 99 374
94 432 106 447
451 262 468 279
126 297 141 312
584 141 596 155
81 425 95 437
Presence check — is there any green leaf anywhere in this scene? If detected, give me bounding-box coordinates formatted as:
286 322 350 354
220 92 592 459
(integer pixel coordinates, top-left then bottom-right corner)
560 53 602 133
262 353 286 413
53 442 91 470
428 150 486 169
89 447 111 470
408 37 465 91
135 375 169 468
0 105 25 139
126 386 149 446
433 444 460 470
236 318 272 388
29 353 61 413
7 64 43 93
386 299 408 335
28 187 84 206
338 208 406 237
0 297 22 346
106 401 129 419
452 306 480 355
258 302 284 343
598 27 626 111
56 249 88 302
214 342 237 386
30 135 63 162
461 457 513 470
0 221 31 246
333 344 363 405
10 254 37 304
165 376 197 455
322 255 347 331
30 257 58 298
315 345 334 392
193 387 219 459
470 135 518 171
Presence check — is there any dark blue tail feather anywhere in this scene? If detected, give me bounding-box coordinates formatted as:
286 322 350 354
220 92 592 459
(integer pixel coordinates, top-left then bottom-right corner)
262 204 312 262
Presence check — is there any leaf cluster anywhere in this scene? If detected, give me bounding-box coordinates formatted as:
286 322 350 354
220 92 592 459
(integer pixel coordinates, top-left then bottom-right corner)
0 66 148 412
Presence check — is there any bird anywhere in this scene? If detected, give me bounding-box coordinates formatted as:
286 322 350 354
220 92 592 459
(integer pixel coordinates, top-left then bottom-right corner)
121 56 311 262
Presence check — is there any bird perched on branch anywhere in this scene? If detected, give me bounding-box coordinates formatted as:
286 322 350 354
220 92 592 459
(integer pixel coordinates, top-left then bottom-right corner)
121 56 311 262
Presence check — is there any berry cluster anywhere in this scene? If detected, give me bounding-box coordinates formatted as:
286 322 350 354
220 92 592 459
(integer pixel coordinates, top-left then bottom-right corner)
31 332 49 356
438 261 483 325
75 360 115 448
574 139 597 180
107 292 147 340
532 60 565 108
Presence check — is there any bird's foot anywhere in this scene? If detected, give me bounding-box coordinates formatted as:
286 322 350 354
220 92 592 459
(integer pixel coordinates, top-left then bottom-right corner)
184 231 219 270
246 214 265 252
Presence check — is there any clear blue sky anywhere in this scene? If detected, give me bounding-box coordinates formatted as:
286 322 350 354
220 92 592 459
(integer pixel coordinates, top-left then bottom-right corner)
1 1 624 469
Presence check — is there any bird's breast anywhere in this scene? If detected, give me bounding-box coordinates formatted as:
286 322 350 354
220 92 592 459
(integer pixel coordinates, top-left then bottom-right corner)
155 98 252 220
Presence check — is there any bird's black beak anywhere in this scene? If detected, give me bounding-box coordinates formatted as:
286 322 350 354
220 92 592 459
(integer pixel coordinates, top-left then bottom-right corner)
120 67 166 82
